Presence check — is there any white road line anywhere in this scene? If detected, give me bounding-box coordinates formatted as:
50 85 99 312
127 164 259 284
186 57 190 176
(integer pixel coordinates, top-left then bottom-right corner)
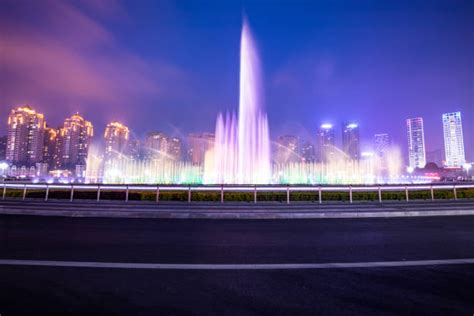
0 258 473 270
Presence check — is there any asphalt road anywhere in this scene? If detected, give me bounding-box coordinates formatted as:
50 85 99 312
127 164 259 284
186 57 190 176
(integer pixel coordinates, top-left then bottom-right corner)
1 214 474 315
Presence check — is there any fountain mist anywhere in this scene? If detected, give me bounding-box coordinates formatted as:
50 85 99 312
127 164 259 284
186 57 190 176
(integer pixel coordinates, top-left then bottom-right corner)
205 19 272 184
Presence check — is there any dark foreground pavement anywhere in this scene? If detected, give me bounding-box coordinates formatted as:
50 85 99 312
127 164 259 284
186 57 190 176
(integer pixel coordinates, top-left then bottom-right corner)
1 214 474 315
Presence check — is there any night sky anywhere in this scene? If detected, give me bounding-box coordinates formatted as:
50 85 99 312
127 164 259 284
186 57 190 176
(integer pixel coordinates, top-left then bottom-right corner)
1 0 473 159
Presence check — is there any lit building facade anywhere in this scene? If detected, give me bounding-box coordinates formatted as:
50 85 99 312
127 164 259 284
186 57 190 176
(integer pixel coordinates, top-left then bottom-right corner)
145 132 169 159
168 137 182 161
442 111 465 167
58 113 93 170
275 135 299 164
406 117 426 169
374 133 391 158
6 106 46 165
43 127 61 170
187 133 214 165
342 122 360 160
0 135 7 160
300 141 315 163
316 124 335 162
104 122 130 162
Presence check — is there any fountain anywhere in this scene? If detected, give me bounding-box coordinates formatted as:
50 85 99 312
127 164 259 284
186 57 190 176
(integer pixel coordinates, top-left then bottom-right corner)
204 19 272 184
84 19 416 185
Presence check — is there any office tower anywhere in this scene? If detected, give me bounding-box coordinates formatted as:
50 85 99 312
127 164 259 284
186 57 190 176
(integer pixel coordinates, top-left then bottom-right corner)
442 112 465 167
406 117 426 169
342 122 361 160
145 132 169 159
374 133 391 158
104 122 130 162
0 136 7 160
275 135 299 164
58 113 94 170
187 133 214 165
168 137 182 161
300 141 315 163
316 124 335 162
6 105 46 165
127 138 142 161
43 127 61 169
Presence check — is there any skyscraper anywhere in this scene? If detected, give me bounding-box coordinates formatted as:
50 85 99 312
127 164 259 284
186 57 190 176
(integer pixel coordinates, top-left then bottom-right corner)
374 133 391 158
168 137 182 161
58 113 93 170
406 117 426 169
6 106 46 165
342 122 361 160
187 133 214 165
442 111 465 167
300 141 315 163
43 127 60 170
0 136 7 160
275 135 299 163
316 124 335 162
145 132 169 160
104 122 129 162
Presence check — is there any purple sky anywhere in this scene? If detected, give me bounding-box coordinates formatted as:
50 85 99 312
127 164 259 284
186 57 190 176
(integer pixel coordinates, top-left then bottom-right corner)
1 0 473 159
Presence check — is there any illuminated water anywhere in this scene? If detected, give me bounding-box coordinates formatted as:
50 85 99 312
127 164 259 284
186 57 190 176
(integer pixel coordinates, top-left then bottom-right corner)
204 20 271 184
84 20 416 185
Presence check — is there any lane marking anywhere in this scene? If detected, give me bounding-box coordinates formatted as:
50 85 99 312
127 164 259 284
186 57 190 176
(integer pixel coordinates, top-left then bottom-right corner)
0 258 474 270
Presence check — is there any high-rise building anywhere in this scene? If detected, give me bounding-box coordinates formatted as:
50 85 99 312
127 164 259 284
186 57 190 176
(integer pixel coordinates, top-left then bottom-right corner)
145 132 169 159
58 113 93 170
316 124 335 162
342 122 360 160
168 137 182 161
442 111 465 167
300 141 315 163
6 106 46 165
373 133 391 158
187 133 214 165
0 136 7 160
275 135 299 164
43 127 61 170
406 117 426 169
104 122 129 162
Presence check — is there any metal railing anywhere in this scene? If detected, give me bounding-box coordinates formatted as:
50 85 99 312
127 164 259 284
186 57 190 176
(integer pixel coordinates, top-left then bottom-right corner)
1 182 474 204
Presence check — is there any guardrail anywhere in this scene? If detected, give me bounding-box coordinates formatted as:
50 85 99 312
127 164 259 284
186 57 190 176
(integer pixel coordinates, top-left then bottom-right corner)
1 182 474 204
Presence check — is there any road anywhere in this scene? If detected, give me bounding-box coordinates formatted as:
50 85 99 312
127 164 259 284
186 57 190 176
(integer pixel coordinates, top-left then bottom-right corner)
1 211 474 314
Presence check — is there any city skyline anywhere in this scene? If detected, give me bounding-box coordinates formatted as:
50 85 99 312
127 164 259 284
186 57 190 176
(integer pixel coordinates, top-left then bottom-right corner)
1 0 472 159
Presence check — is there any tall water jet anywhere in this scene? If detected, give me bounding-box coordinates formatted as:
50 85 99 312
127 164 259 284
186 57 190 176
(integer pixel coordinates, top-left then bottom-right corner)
237 20 271 184
204 18 271 184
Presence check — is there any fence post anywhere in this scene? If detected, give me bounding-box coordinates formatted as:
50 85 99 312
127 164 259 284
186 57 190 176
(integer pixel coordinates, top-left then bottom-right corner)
2 185 6 200
188 185 191 203
349 185 353 204
22 184 27 200
70 185 74 202
405 185 409 202
318 186 322 204
97 185 101 202
220 185 224 204
286 185 290 204
45 184 49 202
156 186 160 203
453 185 457 200
430 185 434 201
125 185 129 203
254 186 257 204
378 186 382 203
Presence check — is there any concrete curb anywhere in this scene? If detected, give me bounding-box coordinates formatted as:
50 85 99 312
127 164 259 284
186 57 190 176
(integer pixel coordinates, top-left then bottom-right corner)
1 208 474 219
